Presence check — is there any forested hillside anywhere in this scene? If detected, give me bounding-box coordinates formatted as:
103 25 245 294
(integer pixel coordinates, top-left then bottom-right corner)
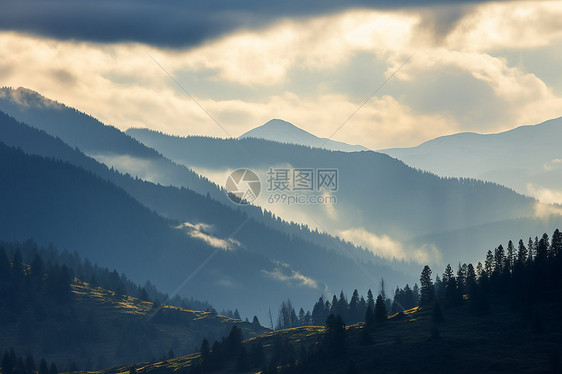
0 244 266 370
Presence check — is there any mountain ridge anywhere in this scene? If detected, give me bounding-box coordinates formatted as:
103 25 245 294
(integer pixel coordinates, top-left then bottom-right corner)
380 116 562 201
0 109 413 321
239 118 369 152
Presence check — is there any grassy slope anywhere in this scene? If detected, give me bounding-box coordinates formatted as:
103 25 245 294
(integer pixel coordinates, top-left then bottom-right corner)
2 278 268 370
93 301 562 373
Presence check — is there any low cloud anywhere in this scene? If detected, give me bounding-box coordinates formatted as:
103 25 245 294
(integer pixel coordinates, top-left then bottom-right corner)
90 154 164 183
338 227 442 264
533 202 562 219
262 263 318 289
527 183 562 206
527 183 562 218
177 221 240 250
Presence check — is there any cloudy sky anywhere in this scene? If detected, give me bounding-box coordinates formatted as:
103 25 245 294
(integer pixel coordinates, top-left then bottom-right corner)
1 0 561 149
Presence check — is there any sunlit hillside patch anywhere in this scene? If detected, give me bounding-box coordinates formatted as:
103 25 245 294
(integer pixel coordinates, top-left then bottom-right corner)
72 280 153 315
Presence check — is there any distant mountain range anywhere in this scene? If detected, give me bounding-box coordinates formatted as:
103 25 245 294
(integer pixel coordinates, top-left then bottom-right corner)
0 88 411 321
126 125 562 267
380 117 562 204
2 86 561 312
0 87 229 204
239 119 369 152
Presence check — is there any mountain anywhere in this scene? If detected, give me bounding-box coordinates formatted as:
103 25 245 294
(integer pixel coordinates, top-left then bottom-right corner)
0 86 229 204
0 110 413 320
0 88 390 270
98 303 562 374
239 119 369 152
0 245 267 370
94 232 562 373
380 117 562 202
125 128 554 266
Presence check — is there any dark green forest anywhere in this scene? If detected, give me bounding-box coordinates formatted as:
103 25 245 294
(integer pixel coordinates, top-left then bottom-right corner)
182 229 562 373
0 242 266 371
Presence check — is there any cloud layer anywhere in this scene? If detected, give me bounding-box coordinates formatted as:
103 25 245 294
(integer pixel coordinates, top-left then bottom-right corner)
1 2 561 149
0 0 491 48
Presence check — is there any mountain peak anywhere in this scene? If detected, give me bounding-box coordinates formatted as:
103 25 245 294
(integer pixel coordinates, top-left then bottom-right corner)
262 118 299 128
239 119 369 152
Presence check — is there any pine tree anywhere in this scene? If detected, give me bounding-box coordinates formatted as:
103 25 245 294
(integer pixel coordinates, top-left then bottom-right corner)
200 338 210 361
445 273 460 306
443 264 454 285
419 265 434 306
403 284 416 309
534 236 540 259
304 311 312 325
358 296 367 321
476 262 483 279
367 289 375 311
517 239 528 265
311 297 325 326
434 275 444 300
507 240 515 273
466 263 477 294
252 315 261 326
380 279 387 303
528 237 535 262
551 229 562 259
485 250 494 276
349 289 360 323
537 236 548 261
457 264 467 295
298 307 306 326
337 291 348 321
412 284 420 305
227 325 243 358
494 245 505 275
374 295 387 322
325 314 346 355
330 295 339 317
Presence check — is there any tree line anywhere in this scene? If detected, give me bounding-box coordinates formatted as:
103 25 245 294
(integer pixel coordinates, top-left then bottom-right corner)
275 281 419 329
185 229 562 373
0 348 58 374
0 240 214 312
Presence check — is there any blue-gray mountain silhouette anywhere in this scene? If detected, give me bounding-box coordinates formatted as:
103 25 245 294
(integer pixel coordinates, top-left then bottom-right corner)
239 119 368 152
0 108 411 320
126 127 562 266
381 117 562 198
